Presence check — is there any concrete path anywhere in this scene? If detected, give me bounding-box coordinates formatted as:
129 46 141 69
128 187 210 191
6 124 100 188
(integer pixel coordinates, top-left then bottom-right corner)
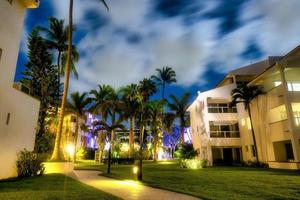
71 170 200 200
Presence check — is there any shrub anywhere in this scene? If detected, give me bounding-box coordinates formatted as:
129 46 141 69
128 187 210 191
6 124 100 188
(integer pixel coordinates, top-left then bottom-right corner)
245 160 269 168
76 147 96 160
175 143 199 159
180 159 208 169
16 149 45 177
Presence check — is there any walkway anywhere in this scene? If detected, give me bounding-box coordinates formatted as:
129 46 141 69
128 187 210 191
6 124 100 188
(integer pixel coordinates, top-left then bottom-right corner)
71 170 200 200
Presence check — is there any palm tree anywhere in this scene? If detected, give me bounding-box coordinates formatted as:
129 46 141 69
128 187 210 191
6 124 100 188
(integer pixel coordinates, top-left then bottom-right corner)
231 84 262 164
119 84 139 158
136 78 157 181
51 0 109 161
90 85 115 118
66 92 91 162
38 17 79 79
168 92 191 144
147 100 165 161
90 85 124 172
151 66 176 99
93 120 124 174
162 112 176 157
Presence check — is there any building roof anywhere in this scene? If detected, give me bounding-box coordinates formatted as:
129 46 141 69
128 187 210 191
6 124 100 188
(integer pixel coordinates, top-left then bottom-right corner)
228 56 282 76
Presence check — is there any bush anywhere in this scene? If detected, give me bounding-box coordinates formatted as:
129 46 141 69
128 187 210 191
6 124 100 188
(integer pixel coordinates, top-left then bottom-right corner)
76 147 96 160
245 160 269 168
180 159 208 169
175 143 199 159
16 149 45 177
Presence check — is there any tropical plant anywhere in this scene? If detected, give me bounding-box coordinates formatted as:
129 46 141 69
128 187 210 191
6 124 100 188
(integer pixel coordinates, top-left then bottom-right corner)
38 17 79 79
16 149 45 177
231 84 262 164
119 84 140 158
90 85 124 173
21 29 60 153
135 78 157 180
168 92 191 144
147 100 165 161
93 120 124 173
162 113 177 158
151 66 176 99
66 92 91 162
51 0 108 161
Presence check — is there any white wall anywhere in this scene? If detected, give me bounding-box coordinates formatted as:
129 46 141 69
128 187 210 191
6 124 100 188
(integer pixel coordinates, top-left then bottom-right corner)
0 0 40 179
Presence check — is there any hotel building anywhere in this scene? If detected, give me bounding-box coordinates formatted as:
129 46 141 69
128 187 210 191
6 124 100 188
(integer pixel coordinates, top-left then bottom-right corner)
188 47 300 169
0 0 40 179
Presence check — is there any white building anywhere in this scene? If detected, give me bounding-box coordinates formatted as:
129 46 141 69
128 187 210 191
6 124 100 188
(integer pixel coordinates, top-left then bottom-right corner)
187 56 300 168
0 0 40 179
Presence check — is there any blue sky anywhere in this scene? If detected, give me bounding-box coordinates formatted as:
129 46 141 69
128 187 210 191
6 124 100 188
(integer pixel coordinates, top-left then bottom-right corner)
15 0 300 100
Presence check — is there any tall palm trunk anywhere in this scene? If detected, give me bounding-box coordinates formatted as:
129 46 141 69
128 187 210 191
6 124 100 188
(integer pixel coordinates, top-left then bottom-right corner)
248 107 259 164
180 126 185 144
162 81 165 100
138 125 145 181
51 0 73 161
107 132 113 174
129 116 134 158
73 114 79 162
153 138 157 162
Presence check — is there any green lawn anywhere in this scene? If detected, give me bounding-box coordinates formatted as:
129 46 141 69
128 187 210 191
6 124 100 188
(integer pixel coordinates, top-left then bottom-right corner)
75 160 300 200
0 173 121 200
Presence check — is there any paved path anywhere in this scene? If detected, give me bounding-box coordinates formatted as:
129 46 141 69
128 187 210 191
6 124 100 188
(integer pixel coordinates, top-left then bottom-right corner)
71 170 200 200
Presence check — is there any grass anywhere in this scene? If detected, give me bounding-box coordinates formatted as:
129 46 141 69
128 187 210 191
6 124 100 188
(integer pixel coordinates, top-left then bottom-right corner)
0 173 121 200
75 160 300 200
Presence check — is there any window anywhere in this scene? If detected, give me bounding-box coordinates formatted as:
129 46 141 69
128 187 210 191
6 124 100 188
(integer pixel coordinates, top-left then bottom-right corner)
208 103 237 113
285 143 294 160
6 113 11 125
209 122 240 138
273 81 300 91
245 145 248 152
251 145 256 157
7 0 13 4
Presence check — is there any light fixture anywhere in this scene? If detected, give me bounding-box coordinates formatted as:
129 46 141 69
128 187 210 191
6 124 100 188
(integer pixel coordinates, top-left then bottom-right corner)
133 166 138 174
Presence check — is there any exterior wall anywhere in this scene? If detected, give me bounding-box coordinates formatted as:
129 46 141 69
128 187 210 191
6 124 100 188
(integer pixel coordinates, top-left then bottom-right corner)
189 84 246 165
0 0 40 179
250 65 300 169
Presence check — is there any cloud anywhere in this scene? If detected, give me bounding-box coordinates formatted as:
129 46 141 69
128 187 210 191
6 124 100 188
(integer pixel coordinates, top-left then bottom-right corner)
31 0 300 94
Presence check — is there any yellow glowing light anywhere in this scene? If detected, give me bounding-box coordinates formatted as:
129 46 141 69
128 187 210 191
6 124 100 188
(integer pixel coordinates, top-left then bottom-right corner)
66 144 75 157
133 166 138 174
120 143 129 152
157 148 164 160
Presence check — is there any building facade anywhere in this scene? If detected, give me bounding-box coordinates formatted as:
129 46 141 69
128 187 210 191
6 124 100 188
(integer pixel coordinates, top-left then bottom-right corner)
0 0 40 179
189 51 300 169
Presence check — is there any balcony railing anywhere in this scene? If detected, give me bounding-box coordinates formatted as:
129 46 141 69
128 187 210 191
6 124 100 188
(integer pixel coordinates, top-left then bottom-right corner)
209 131 240 138
208 107 237 113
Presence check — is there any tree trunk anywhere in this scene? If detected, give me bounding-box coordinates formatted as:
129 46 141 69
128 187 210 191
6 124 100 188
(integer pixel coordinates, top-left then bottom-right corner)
51 0 73 161
129 117 134 158
138 125 144 181
248 107 259 164
107 132 112 174
162 81 165 100
153 139 157 162
73 114 79 163
180 126 185 144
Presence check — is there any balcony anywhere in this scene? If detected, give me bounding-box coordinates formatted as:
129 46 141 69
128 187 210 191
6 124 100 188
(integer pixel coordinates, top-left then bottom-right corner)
209 131 240 138
208 103 237 113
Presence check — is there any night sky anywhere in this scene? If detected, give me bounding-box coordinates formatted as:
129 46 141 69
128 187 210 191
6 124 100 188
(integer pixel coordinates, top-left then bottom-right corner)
15 0 300 101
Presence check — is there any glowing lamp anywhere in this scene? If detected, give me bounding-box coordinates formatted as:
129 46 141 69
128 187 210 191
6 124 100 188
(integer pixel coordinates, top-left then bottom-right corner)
66 144 75 157
133 166 138 174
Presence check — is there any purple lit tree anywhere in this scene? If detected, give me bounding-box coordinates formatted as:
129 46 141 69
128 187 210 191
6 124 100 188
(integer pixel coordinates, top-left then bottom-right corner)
162 126 181 158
